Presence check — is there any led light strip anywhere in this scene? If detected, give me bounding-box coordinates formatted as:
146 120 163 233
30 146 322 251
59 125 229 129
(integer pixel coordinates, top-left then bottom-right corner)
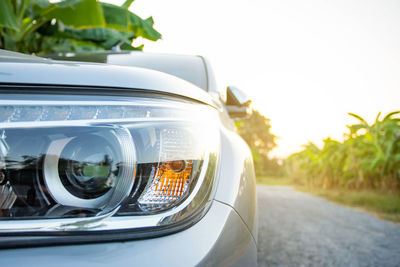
0 105 191 123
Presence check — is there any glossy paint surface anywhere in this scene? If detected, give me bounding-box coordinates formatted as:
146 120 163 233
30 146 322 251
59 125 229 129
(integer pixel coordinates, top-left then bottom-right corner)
0 201 256 266
215 127 258 241
0 50 214 107
47 51 210 92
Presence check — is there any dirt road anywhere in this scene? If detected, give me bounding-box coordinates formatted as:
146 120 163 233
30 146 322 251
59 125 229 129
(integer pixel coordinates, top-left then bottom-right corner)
257 186 400 267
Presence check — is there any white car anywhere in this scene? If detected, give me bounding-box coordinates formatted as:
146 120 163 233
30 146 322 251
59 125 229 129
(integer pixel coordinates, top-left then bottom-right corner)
0 50 257 266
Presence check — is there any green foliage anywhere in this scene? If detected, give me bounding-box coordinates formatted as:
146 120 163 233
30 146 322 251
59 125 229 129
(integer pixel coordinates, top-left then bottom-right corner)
236 109 279 175
286 111 400 192
0 1 18 30
297 187 400 223
0 0 161 55
256 175 293 186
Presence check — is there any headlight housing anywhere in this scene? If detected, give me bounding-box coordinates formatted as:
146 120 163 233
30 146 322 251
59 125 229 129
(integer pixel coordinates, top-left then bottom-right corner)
0 93 220 246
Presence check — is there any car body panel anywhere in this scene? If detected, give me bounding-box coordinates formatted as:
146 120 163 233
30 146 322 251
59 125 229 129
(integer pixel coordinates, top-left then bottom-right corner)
46 51 235 131
216 127 258 242
0 50 214 107
46 51 209 91
0 201 256 267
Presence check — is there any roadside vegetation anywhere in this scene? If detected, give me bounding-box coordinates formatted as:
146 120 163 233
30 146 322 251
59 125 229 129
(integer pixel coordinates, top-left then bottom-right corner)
256 111 400 223
256 175 293 186
297 187 400 223
0 0 161 55
236 109 281 176
286 111 400 192
257 176 400 223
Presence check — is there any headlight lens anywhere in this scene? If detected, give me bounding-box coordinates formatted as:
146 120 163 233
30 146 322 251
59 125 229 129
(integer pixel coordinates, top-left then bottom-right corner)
0 94 219 239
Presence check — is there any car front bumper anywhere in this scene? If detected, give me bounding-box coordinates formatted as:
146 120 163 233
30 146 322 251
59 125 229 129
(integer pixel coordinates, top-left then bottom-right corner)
0 200 257 266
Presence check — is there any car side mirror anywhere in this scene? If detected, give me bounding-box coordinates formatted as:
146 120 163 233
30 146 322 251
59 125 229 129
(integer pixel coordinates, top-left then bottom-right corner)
225 85 252 119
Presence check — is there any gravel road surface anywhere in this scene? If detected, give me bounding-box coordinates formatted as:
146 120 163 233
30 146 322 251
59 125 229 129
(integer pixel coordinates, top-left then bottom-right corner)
257 186 400 267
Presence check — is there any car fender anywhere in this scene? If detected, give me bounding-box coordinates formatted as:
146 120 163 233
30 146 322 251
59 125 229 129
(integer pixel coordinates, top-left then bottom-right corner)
214 126 258 243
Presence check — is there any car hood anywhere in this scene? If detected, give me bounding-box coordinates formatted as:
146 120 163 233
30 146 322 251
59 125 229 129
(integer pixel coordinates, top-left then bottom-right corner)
0 50 215 107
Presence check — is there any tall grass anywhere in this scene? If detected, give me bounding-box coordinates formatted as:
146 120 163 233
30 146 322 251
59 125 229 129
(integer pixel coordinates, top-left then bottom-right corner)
286 111 400 192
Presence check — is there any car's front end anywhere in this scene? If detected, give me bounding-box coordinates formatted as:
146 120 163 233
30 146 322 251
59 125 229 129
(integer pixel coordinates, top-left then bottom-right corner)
0 50 257 266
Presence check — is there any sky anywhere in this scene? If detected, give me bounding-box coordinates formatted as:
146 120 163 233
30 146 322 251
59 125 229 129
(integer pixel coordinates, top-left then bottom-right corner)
106 0 400 158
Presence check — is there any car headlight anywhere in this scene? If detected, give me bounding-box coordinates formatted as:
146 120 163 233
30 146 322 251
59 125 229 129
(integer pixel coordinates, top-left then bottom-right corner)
0 94 219 246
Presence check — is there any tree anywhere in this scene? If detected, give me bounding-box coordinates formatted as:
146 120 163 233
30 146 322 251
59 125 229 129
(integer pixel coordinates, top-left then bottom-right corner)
0 0 161 55
236 109 277 174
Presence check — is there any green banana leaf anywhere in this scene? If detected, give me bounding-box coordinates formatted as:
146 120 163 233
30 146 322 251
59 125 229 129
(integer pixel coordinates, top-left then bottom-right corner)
101 3 161 41
0 0 18 30
43 0 106 28
40 36 103 53
1 0 161 54
59 25 135 49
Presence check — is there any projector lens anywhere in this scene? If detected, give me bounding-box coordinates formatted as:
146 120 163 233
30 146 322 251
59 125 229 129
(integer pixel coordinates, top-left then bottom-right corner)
58 134 119 200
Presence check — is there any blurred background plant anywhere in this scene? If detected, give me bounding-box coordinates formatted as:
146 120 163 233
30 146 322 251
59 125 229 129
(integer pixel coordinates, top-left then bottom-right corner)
286 111 400 192
236 109 283 178
0 0 161 55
